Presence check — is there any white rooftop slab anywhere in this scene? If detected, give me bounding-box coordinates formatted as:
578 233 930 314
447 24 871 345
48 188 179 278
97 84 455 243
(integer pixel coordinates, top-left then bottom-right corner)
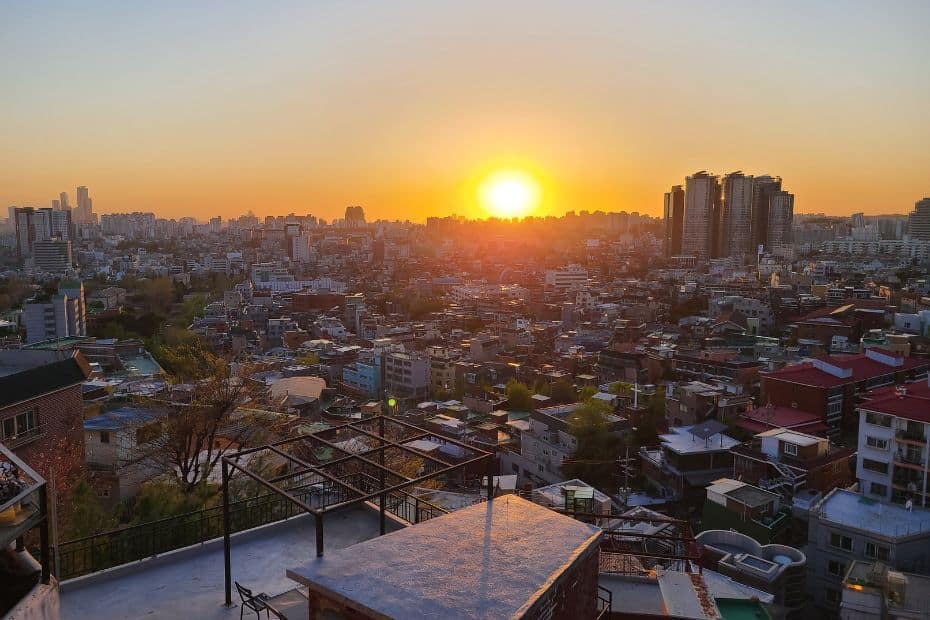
287 495 601 619
756 427 822 446
660 426 740 455
816 489 930 538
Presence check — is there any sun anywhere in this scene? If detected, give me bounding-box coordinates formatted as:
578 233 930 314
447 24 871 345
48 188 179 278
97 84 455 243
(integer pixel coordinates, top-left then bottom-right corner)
478 170 542 219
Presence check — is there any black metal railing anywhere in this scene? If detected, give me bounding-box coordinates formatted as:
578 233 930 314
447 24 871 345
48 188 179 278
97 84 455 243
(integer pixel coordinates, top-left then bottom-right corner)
596 585 613 619
54 476 448 581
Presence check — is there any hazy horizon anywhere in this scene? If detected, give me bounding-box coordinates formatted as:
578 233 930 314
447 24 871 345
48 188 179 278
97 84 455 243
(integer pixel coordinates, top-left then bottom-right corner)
3 1 928 221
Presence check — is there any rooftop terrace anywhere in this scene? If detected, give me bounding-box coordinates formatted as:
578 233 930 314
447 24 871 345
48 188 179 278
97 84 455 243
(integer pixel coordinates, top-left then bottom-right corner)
61 508 393 620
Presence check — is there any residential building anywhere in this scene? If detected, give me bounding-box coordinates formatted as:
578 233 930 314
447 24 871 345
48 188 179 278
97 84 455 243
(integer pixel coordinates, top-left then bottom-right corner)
766 190 794 254
696 529 806 616
32 239 72 272
383 351 429 400
855 379 930 507
427 346 458 397
23 284 87 344
907 197 930 241
807 488 930 612
840 560 930 620
682 171 720 260
702 478 789 544
639 422 739 502
732 428 854 501
0 349 91 519
14 207 35 257
751 175 782 251
760 349 929 438
342 351 381 397
83 407 163 509
718 171 754 258
664 184 685 258
544 264 588 290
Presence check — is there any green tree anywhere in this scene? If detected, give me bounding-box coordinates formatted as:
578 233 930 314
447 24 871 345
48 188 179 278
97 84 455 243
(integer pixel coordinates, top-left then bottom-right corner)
562 398 620 490
130 479 218 523
63 480 116 539
505 380 534 410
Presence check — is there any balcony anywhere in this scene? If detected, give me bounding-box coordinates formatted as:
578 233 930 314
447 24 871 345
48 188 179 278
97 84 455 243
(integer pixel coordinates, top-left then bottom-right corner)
896 429 928 445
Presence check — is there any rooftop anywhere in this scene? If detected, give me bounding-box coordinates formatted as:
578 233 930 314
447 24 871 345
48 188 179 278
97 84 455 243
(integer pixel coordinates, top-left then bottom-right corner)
660 425 740 455
0 350 91 407
60 508 392 620
287 496 601 619
815 489 930 538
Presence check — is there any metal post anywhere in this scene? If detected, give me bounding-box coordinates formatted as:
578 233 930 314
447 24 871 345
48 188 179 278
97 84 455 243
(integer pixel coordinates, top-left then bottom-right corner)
315 513 324 557
486 451 495 501
39 485 50 584
222 459 232 607
379 416 386 535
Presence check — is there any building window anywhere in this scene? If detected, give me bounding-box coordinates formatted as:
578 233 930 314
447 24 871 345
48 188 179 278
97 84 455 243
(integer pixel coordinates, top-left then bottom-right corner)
827 560 846 577
866 436 889 450
1 410 39 441
865 543 890 561
825 589 840 604
869 482 887 496
830 533 853 551
100 431 111 444
783 442 798 456
865 411 892 428
862 458 888 474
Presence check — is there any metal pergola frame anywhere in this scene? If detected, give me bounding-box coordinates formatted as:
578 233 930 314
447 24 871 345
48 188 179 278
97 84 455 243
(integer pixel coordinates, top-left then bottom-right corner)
220 415 494 606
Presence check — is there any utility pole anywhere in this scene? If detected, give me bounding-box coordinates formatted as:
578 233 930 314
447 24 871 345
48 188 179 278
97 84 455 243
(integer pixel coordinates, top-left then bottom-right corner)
617 445 636 509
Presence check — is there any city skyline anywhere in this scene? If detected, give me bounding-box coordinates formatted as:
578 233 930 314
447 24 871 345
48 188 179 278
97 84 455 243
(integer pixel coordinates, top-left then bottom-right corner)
2 1 929 221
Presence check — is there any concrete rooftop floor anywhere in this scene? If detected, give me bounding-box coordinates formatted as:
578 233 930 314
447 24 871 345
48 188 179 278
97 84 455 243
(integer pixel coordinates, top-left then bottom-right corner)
61 507 398 620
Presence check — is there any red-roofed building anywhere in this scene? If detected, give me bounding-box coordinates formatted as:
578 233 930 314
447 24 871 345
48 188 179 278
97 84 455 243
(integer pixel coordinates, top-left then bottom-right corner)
734 405 829 437
856 378 930 507
793 302 887 352
761 348 930 439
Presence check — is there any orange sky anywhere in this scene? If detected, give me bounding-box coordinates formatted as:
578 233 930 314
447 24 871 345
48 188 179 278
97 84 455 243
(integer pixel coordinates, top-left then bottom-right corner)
2 2 928 222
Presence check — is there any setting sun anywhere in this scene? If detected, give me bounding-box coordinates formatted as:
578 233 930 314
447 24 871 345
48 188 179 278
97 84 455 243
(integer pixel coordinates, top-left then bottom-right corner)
478 170 542 219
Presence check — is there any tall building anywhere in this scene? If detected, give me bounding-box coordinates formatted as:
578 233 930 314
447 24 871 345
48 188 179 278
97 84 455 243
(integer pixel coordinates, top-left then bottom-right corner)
23 282 86 343
766 190 794 251
14 207 35 257
907 197 930 241
48 208 72 241
345 205 366 227
75 185 94 223
32 208 52 242
663 185 685 258
751 175 782 250
718 171 754 258
59 191 70 210
33 239 73 272
681 171 720 260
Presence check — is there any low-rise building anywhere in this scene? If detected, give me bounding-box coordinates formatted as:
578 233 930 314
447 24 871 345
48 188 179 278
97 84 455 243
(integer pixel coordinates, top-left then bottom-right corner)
807 488 930 612
639 421 739 502
840 560 930 619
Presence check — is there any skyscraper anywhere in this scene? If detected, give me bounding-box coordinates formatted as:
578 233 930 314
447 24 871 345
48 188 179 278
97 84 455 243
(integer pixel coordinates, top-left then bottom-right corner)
345 205 366 227
751 175 782 250
767 190 794 251
663 185 685 258
75 185 94 223
59 191 70 210
719 171 754 258
907 198 930 241
681 171 720 260
14 207 35 257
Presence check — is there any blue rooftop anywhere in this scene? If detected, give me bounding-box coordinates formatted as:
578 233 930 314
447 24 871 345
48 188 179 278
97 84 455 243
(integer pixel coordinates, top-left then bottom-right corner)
83 407 159 432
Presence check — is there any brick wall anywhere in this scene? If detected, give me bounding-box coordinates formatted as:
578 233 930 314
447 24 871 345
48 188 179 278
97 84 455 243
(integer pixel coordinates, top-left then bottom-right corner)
2 384 86 517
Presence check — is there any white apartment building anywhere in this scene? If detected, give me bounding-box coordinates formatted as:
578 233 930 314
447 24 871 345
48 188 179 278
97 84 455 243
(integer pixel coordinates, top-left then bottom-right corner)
544 264 588 291
856 379 930 508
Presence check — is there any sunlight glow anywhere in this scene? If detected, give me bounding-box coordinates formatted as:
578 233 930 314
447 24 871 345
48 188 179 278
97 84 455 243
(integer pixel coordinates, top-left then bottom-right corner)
478 170 542 219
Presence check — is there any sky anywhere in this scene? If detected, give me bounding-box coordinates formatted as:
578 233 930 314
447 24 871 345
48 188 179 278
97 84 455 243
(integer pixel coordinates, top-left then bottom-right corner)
2 1 929 222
